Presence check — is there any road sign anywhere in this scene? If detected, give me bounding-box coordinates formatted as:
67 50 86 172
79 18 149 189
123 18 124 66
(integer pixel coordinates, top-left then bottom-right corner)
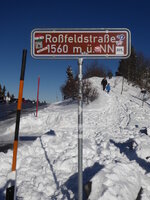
31 28 131 200
31 28 131 59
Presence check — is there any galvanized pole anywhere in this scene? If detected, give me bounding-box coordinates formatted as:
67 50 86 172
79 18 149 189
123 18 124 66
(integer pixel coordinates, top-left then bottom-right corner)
36 76 40 117
121 76 124 95
78 58 83 200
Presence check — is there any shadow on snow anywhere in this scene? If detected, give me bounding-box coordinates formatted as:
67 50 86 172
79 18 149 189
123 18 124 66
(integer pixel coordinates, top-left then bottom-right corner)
110 139 150 173
40 131 104 199
20 129 56 141
0 129 56 199
63 162 104 200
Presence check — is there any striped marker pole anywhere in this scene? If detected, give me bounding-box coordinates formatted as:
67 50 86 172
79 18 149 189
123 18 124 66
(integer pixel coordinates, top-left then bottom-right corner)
6 49 27 200
78 58 83 200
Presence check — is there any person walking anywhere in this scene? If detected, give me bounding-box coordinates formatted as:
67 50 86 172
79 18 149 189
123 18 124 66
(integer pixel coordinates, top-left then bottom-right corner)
106 83 110 93
101 77 108 91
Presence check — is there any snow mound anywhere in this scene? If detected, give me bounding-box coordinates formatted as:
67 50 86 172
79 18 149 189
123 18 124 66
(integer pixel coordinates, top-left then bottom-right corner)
1 77 150 199
89 162 141 200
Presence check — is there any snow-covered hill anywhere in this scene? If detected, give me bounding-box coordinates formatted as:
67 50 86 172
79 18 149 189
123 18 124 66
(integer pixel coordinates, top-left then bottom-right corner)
1 77 150 200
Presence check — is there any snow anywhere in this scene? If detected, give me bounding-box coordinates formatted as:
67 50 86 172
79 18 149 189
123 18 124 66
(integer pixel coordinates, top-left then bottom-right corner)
1 76 150 199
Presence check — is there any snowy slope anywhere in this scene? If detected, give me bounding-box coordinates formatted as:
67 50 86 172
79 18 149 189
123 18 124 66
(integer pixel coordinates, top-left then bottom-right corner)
1 77 150 200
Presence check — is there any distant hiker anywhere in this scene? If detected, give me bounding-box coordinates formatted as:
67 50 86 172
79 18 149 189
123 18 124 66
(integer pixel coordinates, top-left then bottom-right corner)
106 83 110 93
101 77 107 91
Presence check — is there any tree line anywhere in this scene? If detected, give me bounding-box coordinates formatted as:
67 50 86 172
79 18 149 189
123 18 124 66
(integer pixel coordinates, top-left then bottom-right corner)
116 46 150 90
61 45 150 104
0 84 15 103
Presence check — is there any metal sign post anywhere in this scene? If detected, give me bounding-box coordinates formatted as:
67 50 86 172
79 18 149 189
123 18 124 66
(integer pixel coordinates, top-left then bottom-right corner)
36 76 40 117
121 76 124 95
78 58 83 200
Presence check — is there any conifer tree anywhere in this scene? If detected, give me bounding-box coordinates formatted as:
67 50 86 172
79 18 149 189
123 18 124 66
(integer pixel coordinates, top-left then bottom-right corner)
117 46 150 90
7 92 10 98
136 53 147 88
11 94 15 99
2 85 6 100
61 65 99 103
61 66 77 100
67 66 74 81
0 84 2 98
11 94 15 102
117 46 137 82
127 46 137 83
83 62 106 79
107 70 113 79
0 84 2 102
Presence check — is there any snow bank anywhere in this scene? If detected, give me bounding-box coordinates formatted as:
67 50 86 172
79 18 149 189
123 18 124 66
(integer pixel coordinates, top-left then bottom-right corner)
89 162 141 200
1 77 150 199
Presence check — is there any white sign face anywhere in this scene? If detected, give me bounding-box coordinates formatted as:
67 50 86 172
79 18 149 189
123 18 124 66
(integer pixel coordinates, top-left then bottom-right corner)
31 28 131 59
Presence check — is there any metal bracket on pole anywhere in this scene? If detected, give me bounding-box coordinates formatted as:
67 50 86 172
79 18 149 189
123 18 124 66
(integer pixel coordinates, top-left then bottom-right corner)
78 58 83 200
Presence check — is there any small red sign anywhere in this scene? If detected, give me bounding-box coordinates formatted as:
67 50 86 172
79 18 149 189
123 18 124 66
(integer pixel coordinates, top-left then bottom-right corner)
31 29 131 59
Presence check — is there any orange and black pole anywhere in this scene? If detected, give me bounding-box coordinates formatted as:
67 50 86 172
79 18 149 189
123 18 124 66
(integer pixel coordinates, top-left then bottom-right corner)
6 49 27 200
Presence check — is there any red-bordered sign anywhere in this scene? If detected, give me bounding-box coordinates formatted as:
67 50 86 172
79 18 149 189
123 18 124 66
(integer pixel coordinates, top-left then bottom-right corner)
31 28 131 59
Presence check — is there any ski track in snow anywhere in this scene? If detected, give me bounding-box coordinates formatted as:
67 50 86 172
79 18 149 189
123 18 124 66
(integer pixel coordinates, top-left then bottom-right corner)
1 77 150 199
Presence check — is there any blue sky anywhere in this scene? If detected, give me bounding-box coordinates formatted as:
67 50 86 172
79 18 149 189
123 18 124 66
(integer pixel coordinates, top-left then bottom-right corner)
0 0 150 103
